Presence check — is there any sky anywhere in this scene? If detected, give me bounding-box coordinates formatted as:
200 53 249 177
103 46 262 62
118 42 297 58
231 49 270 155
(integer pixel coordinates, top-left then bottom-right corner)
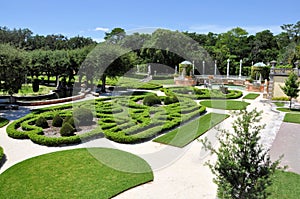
1 0 300 42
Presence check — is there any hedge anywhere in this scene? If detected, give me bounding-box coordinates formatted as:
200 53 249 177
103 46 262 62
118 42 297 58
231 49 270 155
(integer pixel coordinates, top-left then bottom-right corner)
7 89 209 145
0 146 4 164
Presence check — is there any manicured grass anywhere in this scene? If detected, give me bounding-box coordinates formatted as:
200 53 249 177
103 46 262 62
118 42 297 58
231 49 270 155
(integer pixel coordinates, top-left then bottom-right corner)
0 117 9 128
273 102 285 107
283 113 300 124
0 148 153 199
268 170 300 199
199 100 250 110
242 93 260 100
277 108 300 113
0 85 56 96
153 113 229 147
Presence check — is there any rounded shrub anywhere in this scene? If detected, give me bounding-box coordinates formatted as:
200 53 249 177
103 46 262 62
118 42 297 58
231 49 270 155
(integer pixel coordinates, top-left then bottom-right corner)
63 116 78 128
73 107 93 126
52 114 63 127
164 96 179 105
35 116 48 128
60 123 75 137
143 94 161 106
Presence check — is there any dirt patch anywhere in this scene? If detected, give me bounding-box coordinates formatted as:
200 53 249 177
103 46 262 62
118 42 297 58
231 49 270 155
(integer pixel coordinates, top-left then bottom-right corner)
43 119 99 138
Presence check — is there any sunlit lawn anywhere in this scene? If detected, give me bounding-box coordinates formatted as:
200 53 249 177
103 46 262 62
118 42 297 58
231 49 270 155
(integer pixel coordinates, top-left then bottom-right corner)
0 148 153 199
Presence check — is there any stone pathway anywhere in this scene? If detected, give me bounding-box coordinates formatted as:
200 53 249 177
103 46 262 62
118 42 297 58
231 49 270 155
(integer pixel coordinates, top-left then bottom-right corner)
269 122 300 174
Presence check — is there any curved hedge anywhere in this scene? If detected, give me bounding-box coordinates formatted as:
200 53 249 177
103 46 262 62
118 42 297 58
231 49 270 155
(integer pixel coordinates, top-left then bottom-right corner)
6 89 209 145
0 146 4 164
0 117 9 128
169 87 243 100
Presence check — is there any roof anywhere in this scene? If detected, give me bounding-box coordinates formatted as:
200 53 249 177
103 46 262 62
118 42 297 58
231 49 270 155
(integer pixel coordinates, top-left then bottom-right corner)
180 60 193 65
253 62 266 67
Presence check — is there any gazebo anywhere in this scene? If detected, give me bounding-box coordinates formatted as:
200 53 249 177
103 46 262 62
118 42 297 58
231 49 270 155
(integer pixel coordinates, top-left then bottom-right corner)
174 60 196 86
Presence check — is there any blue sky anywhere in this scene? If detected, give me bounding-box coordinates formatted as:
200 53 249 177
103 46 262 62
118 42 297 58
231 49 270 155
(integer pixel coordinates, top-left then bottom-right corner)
1 0 299 41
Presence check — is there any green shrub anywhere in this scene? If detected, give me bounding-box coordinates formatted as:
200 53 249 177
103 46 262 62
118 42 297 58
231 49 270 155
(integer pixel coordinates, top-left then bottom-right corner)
272 96 290 101
164 96 179 105
0 117 9 128
35 116 49 128
64 116 78 128
0 146 4 163
52 114 63 127
143 94 161 106
60 123 75 137
73 107 93 126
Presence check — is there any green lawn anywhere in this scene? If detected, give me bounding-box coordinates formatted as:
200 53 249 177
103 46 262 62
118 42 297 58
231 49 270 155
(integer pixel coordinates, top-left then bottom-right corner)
153 113 229 147
199 100 250 110
268 170 300 199
273 102 285 107
283 113 300 124
0 117 9 128
242 93 260 100
277 107 300 113
0 148 153 199
0 85 56 96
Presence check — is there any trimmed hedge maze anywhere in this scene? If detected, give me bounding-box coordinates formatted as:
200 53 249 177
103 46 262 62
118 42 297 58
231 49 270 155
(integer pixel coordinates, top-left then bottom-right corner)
97 95 206 143
6 91 206 146
166 87 243 100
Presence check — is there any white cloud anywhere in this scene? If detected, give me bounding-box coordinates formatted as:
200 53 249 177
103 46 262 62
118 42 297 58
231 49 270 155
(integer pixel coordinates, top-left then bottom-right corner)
94 27 109 32
188 24 282 35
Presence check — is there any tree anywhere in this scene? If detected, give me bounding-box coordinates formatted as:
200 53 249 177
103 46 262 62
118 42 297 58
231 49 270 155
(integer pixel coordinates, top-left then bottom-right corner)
0 44 26 99
202 109 280 199
81 42 136 91
280 71 300 109
104 28 126 44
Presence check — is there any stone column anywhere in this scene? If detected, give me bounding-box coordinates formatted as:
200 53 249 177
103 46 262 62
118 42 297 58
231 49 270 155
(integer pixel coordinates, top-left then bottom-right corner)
227 59 230 78
239 59 242 78
202 60 205 75
214 60 217 76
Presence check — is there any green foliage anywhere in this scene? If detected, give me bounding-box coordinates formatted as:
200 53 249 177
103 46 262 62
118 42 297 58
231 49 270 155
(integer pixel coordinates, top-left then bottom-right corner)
0 146 4 163
251 66 270 80
32 79 40 92
272 96 290 101
0 148 153 198
73 107 93 126
52 114 63 127
63 116 78 128
280 72 300 109
273 102 285 107
143 94 161 106
202 109 280 199
242 93 260 100
60 123 75 137
35 116 49 128
0 117 9 128
163 95 179 105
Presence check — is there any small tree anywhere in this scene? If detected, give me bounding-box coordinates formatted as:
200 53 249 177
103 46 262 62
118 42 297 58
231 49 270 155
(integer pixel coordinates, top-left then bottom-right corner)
280 71 300 109
202 109 280 199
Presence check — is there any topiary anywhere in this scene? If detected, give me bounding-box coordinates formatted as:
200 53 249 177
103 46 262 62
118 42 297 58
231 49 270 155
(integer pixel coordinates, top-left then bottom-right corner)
52 114 63 127
73 107 93 126
143 94 161 106
63 116 78 128
60 123 75 137
35 116 48 128
164 95 179 105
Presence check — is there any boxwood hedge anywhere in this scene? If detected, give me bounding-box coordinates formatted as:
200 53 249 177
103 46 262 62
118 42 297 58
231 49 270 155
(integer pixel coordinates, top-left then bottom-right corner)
7 88 209 146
